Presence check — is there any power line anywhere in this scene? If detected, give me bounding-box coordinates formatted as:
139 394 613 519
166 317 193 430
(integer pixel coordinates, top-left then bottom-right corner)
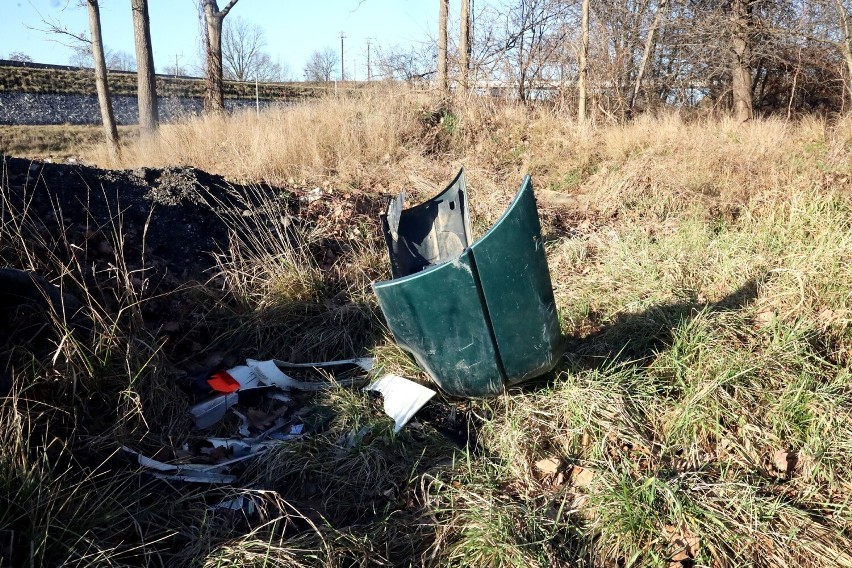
366 38 371 81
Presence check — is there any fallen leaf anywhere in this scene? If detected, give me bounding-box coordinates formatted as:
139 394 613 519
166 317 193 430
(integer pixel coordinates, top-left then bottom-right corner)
571 466 594 488
754 309 775 329
535 457 560 475
664 524 700 564
247 407 288 430
773 449 799 474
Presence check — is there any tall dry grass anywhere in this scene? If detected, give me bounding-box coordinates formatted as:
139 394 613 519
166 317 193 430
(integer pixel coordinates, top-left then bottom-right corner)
97 88 852 223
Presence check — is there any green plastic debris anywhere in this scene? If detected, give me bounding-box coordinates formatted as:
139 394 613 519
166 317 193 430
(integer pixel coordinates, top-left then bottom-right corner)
373 170 563 397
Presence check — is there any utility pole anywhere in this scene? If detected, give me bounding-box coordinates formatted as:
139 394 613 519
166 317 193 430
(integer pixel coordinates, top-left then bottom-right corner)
366 38 372 81
174 53 180 77
340 31 346 81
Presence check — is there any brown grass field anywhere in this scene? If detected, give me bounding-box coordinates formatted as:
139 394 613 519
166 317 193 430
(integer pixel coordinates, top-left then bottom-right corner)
2 87 852 566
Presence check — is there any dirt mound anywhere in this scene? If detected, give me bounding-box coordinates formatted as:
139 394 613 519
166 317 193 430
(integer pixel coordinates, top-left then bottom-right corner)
1 157 293 283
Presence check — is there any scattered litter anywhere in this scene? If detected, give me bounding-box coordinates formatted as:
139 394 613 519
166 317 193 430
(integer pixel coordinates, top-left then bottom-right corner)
123 447 237 484
129 356 375 484
247 358 367 391
189 357 374 431
148 471 238 484
300 187 323 204
364 374 436 432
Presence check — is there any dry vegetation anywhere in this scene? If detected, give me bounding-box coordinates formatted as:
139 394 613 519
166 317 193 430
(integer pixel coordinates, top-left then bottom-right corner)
0 124 137 158
3 87 852 566
0 63 339 99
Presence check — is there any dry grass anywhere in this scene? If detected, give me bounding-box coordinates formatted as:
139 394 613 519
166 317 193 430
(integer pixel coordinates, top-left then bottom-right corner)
0 63 326 100
0 125 137 160
3 89 852 565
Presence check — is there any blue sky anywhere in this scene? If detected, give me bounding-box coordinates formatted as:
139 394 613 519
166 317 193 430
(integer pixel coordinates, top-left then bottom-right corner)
0 0 447 80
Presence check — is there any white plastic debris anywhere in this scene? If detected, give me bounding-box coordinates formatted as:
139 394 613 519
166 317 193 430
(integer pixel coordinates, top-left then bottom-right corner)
122 447 238 484
246 359 307 390
363 374 436 432
224 365 262 389
189 392 239 429
274 357 374 373
247 358 367 391
232 409 251 437
209 495 256 514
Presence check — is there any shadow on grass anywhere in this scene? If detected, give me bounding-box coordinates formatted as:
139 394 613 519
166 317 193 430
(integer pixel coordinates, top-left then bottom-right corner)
564 278 761 373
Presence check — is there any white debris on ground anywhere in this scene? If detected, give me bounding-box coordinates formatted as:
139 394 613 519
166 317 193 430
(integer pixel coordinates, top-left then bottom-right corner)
124 357 435 485
364 373 437 432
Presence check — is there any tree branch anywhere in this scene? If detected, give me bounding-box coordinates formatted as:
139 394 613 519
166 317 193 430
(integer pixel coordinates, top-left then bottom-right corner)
219 0 239 18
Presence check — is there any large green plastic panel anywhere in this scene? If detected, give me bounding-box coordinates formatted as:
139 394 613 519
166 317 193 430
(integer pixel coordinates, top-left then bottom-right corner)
372 170 562 397
372 251 504 397
468 176 563 384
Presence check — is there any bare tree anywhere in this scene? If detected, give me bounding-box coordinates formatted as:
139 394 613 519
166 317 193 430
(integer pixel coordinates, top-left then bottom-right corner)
201 0 240 113
303 47 338 81
460 0 471 90
579 0 589 119
86 0 120 162
501 0 572 102
69 43 94 68
628 0 668 116
7 51 33 63
829 0 852 103
439 0 449 91
222 16 265 81
374 44 435 81
730 0 755 121
69 44 133 70
106 50 136 71
131 0 158 135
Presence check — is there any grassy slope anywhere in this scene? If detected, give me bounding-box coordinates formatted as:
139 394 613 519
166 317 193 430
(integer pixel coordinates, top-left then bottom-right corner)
0 63 336 99
3 91 852 566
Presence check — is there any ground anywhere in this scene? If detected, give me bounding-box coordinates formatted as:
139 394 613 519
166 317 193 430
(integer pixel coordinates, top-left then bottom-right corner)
2 97 852 567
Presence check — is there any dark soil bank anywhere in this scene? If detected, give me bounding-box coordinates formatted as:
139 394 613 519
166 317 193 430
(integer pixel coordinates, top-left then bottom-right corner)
1 156 291 283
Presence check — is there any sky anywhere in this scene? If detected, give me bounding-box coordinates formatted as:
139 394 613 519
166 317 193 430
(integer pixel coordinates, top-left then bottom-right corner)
0 0 449 80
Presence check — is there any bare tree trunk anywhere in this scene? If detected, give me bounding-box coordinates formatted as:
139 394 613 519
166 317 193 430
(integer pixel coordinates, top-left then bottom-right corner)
438 0 449 92
131 0 158 135
578 0 590 120
628 0 667 117
460 0 471 91
834 0 852 107
87 0 120 162
730 0 753 122
202 0 239 114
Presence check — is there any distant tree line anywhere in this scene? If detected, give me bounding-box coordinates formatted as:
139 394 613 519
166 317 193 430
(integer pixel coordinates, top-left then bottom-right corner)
18 0 852 149
416 0 852 120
